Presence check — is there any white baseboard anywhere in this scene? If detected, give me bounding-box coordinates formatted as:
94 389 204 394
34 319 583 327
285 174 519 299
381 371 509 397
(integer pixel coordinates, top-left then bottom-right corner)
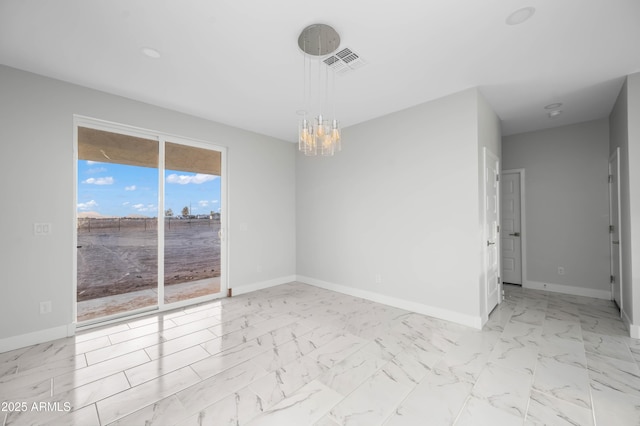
231 275 297 296
524 281 611 300
297 275 482 330
629 323 640 339
621 309 640 339
0 323 76 354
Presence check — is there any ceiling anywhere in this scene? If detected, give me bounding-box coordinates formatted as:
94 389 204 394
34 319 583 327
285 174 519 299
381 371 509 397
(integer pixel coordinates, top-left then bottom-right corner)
1 0 639 142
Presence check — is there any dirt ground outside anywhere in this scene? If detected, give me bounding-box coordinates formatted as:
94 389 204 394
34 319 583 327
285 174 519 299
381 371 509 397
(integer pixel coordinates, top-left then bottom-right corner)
77 217 220 302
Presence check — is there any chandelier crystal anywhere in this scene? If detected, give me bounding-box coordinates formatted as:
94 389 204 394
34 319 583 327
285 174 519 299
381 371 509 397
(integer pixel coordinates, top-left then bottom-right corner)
297 24 341 156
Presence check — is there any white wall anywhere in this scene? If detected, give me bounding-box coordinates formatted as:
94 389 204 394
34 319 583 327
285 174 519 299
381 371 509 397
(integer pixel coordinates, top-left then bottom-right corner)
609 78 634 330
0 65 296 351
477 92 502 319
296 88 493 328
610 71 640 338
616 72 640 338
629 73 640 337
502 120 611 298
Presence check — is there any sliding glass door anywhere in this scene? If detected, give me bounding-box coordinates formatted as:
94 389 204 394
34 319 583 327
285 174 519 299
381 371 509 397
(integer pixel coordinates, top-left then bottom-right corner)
76 127 159 322
75 121 225 324
163 141 222 304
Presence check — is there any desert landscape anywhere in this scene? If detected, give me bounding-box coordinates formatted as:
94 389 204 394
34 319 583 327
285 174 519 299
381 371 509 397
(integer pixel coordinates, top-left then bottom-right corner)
77 217 221 320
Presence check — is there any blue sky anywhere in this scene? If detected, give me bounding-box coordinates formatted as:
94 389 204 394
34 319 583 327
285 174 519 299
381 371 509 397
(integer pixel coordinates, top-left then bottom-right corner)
77 160 220 217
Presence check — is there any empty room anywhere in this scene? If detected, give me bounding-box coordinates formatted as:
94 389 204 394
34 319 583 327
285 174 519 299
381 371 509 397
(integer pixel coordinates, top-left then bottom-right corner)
1 1 640 425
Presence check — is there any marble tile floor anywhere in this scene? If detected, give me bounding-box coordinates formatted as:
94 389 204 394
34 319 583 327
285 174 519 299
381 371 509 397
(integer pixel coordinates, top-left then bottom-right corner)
1 282 639 425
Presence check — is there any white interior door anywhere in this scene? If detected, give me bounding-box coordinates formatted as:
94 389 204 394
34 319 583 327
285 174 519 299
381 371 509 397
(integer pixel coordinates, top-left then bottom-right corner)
501 171 523 284
484 148 500 313
609 148 622 310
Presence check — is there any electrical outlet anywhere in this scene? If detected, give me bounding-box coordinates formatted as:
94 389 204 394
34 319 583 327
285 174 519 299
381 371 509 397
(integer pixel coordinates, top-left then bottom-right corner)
558 266 565 275
34 223 52 236
375 273 382 284
40 301 52 314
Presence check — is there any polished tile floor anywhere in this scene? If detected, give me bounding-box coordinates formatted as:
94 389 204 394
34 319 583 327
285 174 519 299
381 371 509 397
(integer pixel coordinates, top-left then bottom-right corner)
1 282 639 425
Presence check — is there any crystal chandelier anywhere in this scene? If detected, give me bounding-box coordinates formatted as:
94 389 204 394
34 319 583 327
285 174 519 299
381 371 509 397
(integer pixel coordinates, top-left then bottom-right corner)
297 24 341 156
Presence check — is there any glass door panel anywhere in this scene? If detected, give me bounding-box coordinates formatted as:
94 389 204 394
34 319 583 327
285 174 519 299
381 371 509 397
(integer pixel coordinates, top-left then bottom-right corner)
76 127 159 322
163 142 222 304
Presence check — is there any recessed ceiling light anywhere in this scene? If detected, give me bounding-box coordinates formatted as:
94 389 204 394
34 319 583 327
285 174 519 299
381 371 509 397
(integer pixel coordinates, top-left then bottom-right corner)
548 110 562 118
544 103 563 110
141 47 161 59
296 109 307 116
506 7 536 25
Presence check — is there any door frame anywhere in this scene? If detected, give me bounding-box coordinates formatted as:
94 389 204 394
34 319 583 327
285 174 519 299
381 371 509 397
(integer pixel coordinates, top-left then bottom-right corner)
609 147 622 310
501 168 527 286
73 115 228 328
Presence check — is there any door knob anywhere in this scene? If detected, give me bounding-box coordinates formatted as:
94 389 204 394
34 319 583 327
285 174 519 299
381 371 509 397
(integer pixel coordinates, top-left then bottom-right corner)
487 241 496 246
613 240 620 245
509 232 520 237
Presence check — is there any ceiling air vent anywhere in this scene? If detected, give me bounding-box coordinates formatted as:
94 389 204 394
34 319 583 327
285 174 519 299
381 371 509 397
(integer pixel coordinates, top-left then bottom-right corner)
323 48 366 75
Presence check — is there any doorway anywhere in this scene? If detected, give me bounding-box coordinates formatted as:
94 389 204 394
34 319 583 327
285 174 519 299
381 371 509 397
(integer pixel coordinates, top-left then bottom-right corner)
74 119 226 324
609 148 622 310
501 169 525 285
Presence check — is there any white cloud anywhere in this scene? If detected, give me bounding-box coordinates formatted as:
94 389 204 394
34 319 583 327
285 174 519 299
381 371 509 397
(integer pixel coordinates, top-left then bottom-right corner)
166 173 217 185
83 177 114 185
87 167 107 174
132 203 155 212
125 185 136 191
77 200 98 211
86 160 102 165
198 200 209 207
122 202 130 206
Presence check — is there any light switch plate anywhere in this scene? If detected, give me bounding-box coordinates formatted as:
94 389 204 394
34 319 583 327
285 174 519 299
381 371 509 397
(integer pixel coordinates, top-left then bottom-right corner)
34 223 52 236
